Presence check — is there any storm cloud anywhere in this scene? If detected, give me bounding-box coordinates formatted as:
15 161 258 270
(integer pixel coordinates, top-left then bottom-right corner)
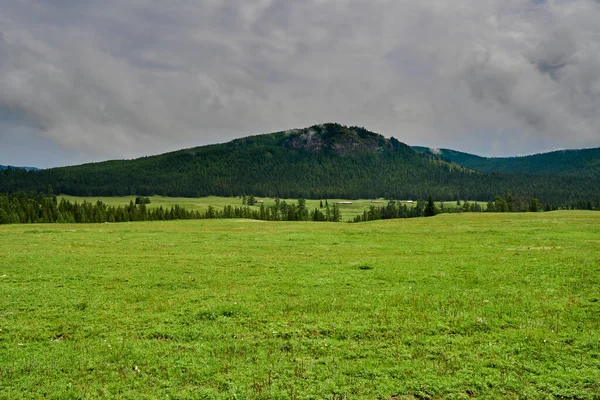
1 0 599 167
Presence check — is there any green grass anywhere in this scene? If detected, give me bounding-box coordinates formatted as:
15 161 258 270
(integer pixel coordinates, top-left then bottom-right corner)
1 212 599 399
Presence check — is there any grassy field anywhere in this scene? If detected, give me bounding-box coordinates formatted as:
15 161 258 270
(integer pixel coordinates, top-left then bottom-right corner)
1 212 599 399
57 195 481 221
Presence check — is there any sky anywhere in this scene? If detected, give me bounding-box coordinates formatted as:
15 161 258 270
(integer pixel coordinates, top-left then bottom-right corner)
1 0 600 168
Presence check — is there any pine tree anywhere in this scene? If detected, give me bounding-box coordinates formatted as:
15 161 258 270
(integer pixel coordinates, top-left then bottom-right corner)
529 199 540 212
424 196 436 217
331 204 341 222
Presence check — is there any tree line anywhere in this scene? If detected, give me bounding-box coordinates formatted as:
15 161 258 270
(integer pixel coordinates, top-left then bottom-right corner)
0 193 342 225
351 194 598 223
0 193 199 224
0 192 596 226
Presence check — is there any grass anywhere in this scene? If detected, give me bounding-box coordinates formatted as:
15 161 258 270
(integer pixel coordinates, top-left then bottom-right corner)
57 195 436 221
1 211 599 399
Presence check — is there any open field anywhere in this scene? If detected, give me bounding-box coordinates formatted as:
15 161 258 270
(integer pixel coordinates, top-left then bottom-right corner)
57 195 485 221
1 212 599 398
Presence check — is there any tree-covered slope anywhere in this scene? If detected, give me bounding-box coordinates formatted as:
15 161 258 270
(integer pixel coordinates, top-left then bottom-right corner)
413 146 600 176
1 124 598 203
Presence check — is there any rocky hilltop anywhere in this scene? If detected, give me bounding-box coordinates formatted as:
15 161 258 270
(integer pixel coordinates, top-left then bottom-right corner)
281 123 395 154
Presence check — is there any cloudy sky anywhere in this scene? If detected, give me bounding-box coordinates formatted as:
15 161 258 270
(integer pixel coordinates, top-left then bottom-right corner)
1 0 600 168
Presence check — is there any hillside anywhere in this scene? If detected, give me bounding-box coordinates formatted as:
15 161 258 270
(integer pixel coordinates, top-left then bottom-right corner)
412 146 600 176
1 123 598 204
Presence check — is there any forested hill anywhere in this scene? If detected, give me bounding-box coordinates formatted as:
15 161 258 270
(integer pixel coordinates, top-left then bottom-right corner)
0 123 598 204
412 146 600 177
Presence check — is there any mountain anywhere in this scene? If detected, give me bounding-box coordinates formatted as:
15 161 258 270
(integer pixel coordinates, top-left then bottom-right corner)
0 165 39 172
1 123 598 204
412 146 600 177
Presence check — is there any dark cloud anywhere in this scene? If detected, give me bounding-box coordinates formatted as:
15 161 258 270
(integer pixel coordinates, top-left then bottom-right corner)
1 0 600 167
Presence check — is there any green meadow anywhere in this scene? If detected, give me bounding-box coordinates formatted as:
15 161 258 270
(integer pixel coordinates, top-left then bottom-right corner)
1 212 599 399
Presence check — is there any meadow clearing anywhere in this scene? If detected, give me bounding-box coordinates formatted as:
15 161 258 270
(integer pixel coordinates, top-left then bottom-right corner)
56 195 393 221
1 212 599 399
57 195 485 222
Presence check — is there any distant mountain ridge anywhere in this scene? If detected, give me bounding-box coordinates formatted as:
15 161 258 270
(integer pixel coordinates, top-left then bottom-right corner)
412 146 600 176
1 123 598 204
0 165 39 172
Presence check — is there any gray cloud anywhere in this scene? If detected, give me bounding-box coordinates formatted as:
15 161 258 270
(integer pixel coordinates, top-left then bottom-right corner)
1 0 600 167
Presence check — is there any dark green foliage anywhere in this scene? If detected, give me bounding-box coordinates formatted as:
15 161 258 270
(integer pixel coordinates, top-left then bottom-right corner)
0 193 343 224
494 195 510 212
353 195 595 223
529 198 540 212
1 124 598 205
486 193 534 213
0 193 201 224
135 196 151 205
353 201 422 222
424 196 437 217
331 203 341 222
